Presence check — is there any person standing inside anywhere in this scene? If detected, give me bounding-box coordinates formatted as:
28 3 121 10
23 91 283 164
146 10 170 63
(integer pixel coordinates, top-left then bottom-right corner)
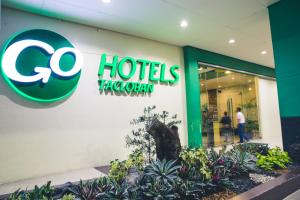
236 107 246 143
220 111 232 144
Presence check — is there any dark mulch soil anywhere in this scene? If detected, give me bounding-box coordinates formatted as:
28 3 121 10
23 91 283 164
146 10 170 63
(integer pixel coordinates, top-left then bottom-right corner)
228 176 260 194
202 189 236 200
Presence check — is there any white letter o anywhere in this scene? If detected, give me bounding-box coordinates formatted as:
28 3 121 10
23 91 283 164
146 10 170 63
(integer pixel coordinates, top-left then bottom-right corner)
50 47 83 77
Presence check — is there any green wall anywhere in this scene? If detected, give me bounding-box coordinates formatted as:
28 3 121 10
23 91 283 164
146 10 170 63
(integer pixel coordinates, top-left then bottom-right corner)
269 0 300 118
269 0 300 150
183 46 275 148
184 47 202 148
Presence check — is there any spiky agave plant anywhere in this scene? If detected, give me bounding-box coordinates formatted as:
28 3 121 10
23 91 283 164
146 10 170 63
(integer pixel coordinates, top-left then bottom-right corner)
144 159 180 185
229 148 258 175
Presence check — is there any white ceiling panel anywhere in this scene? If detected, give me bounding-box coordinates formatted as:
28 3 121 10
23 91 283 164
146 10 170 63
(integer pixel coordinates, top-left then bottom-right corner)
2 0 279 68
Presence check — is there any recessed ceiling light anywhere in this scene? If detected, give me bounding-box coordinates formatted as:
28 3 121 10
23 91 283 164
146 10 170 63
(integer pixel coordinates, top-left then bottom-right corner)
102 0 111 3
261 50 267 55
180 20 188 28
228 39 236 44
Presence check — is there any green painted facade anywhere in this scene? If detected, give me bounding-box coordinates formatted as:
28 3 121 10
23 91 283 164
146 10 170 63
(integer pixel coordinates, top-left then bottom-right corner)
184 47 202 148
269 0 300 150
183 46 275 148
269 0 300 118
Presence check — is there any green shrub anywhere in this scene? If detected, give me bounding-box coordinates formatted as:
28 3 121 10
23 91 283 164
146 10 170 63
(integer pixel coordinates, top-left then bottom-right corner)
96 176 113 195
126 149 145 171
8 189 24 200
232 143 270 156
108 150 145 183
256 147 291 171
176 166 216 199
141 179 176 200
8 181 53 200
180 148 211 180
61 194 75 200
68 179 99 200
104 180 130 200
208 147 233 186
109 159 128 183
67 177 130 200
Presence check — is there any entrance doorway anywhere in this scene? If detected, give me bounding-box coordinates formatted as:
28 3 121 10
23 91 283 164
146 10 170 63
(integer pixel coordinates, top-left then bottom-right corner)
199 65 260 147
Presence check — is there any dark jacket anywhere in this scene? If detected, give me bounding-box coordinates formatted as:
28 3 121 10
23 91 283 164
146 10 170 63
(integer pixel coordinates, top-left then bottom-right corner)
220 116 232 130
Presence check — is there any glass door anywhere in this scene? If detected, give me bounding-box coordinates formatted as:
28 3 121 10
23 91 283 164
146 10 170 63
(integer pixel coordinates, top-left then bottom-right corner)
199 65 260 147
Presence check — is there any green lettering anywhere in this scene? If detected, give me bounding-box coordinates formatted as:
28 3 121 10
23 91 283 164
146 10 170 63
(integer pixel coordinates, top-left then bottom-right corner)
159 63 169 83
98 54 118 77
149 61 160 82
105 80 113 91
113 81 120 92
140 84 147 93
118 57 137 80
98 79 106 91
169 65 180 84
147 84 154 93
119 81 126 92
137 59 150 80
134 83 141 92
125 82 134 92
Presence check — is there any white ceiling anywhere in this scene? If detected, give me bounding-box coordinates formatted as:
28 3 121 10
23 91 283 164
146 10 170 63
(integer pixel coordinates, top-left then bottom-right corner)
2 0 279 68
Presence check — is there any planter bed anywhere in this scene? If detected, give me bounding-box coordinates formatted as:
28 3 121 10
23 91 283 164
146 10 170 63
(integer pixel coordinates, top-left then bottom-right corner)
1 143 297 200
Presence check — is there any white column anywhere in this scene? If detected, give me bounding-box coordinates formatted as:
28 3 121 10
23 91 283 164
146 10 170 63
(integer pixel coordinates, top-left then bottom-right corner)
256 78 283 148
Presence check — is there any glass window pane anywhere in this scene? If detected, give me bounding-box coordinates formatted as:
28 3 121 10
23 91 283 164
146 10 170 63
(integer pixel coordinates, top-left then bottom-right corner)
199 65 260 148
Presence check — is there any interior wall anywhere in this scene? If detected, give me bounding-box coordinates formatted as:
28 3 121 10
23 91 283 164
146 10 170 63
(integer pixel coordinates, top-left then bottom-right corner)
0 7 187 183
257 78 282 148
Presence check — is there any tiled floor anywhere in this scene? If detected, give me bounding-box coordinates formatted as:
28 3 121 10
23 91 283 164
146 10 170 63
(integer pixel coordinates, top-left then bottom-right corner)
0 168 105 196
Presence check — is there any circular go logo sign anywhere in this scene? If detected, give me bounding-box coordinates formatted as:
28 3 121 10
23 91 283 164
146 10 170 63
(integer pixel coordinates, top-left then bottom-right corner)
0 29 83 102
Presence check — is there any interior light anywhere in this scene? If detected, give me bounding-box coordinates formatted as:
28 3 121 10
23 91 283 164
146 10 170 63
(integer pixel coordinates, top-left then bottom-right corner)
248 80 252 83
201 83 204 86
249 87 252 91
228 39 235 44
199 67 203 70
232 77 235 80
180 20 188 28
218 85 222 88
102 0 111 3
261 50 267 55
225 70 231 74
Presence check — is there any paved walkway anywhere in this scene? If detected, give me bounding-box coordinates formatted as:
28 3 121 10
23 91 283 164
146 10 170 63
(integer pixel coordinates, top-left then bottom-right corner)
0 168 105 196
284 189 300 200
